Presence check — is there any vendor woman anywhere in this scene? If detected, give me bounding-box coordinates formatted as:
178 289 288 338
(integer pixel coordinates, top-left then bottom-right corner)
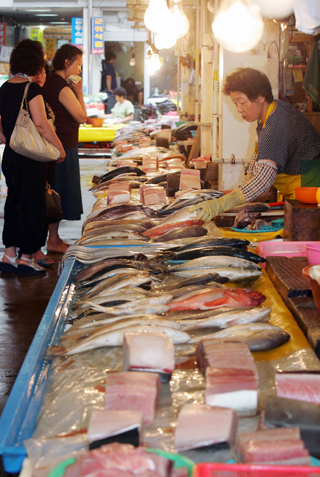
191 67 320 222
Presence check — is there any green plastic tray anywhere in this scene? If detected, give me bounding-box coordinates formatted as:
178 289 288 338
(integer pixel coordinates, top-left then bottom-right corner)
48 448 195 477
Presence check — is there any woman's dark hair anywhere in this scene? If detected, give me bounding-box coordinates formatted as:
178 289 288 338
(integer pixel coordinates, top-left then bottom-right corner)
114 86 127 98
223 67 274 103
52 44 83 71
10 39 45 76
105 51 116 62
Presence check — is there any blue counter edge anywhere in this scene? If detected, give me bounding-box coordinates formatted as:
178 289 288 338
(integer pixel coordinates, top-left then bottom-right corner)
0 258 76 474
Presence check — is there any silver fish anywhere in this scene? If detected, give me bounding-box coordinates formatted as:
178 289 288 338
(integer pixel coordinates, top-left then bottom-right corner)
189 323 290 351
172 267 262 281
49 324 191 356
84 272 152 298
170 256 261 271
179 307 271 330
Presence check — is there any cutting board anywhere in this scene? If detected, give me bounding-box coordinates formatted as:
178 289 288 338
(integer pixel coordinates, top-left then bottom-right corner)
266 256 320 357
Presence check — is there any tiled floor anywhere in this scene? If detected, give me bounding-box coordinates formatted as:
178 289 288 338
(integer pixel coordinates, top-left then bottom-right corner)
0 157 107 476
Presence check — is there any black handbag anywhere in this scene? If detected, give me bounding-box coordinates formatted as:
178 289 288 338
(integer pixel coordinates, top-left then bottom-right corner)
46 184 63 224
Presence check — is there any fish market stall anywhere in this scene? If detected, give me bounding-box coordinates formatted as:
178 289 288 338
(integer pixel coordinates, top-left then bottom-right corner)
2 142 320 476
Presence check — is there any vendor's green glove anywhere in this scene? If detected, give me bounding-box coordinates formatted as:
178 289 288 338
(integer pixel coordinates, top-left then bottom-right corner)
189 189 246 222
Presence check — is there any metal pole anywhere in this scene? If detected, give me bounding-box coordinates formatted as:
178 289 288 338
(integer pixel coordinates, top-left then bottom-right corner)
195 0 200 123
88 0 92 95
177 56 180 115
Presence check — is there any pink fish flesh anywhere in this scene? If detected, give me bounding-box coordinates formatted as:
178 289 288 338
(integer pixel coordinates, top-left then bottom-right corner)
174 403 238 452
275 371 320 405
142 206 204 237
104 372 161 425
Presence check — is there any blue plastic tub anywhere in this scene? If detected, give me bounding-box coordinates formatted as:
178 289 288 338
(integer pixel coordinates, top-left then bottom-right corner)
0 258 78 473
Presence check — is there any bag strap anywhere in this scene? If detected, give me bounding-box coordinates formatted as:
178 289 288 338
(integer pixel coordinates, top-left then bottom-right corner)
19 82 31 113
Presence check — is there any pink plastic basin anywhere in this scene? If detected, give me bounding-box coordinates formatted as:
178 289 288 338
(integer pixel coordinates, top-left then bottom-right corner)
306 244 320 266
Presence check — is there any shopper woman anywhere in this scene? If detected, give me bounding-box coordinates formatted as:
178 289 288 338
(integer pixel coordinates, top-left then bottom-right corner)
0 39 65 276
43 44 87 253
191 67 320 222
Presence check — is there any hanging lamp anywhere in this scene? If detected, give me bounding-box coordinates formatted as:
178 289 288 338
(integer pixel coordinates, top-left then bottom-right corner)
144 0 172 33
170 0 189 38
212 0 264 53
253 0 297 20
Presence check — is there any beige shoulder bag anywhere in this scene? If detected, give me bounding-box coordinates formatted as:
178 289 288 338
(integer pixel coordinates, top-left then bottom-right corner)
9 82 60 162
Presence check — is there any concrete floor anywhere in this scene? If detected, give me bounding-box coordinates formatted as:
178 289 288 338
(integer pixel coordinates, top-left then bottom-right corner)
0 157 107 476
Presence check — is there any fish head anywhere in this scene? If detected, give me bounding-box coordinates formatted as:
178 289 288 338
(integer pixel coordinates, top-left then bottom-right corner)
228 289 266 307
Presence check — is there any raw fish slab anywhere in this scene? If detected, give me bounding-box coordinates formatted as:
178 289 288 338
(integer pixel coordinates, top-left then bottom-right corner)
275 371 320 405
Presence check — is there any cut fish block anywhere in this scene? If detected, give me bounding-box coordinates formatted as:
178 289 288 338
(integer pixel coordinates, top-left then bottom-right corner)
179 169 201 191
205 367 258 416
123 330 175 376
174 403 238 452
275 371 320 405
88 409 143 449
140 184 167 206
196 339 256 373
238 427 310 465
265 396 320 459
104 371 161 424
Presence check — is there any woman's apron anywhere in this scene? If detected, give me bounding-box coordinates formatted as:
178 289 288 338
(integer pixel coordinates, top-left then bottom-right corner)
255 101 320 201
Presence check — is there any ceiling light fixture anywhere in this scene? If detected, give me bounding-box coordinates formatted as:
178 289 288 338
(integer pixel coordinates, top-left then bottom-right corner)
144 0 171 33
155 31 176 49
129 52 136 66
212 0 264 53
253 0 297 20
170 0 189 38
35 13 59 17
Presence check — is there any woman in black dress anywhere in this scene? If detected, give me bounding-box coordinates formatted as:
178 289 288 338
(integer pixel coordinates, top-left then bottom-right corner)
0 39 65 276
43 44 87 253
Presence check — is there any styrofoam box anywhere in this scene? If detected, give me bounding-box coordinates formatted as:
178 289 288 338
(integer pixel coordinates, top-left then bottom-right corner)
257 241 320 268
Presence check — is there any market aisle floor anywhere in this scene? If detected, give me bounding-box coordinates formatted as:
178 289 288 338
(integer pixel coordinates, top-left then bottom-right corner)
0 158 107 477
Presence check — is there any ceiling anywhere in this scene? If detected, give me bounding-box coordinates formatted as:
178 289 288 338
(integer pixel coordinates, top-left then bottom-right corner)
0 6 83 27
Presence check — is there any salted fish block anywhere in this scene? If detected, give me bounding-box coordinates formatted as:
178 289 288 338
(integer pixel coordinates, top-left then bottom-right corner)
240 438 310 465
265 396 320 459
174 403 238 452
205 367 258 416
275 371 320 405
123 330 175 375
179 169 200 190
87 410 143 449
196 339 256 373
104 371 161 424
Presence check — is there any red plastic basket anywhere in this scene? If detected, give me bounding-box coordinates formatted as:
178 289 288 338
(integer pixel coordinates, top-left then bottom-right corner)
193 463 320 477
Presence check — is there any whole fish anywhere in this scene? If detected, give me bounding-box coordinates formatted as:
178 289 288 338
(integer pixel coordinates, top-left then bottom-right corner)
84 272 152 298
179 307 271 330
142 206 204 238
82 301 170 316
189 323 290 351
48 325 191 356
75 231 149 245
151 225 208 242
170 256 262 271
162 273 229 290
172 267 262 281
166 246 265 263
172 237 250 252
99 166 146 184
168 288 266 311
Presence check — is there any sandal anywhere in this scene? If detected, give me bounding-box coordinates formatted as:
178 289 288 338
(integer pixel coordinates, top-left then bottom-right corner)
35 258 54 267
17 258 46 277
0 254 18 273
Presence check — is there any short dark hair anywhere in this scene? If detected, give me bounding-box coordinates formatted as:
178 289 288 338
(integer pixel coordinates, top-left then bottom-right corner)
114 86 127 98
10 39 45 76
105 51 116 62
52 44 83 71
223 67 274 103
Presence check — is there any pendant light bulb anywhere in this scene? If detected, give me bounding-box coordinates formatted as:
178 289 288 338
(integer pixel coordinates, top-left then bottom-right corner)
170 0 189 38
212 0 264 53
144 0 172 33
129 52 136 66
155 32 176 50
253 0 296 20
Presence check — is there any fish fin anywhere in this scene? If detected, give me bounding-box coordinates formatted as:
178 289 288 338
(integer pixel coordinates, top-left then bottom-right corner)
46 345 66 358
203 298 227 307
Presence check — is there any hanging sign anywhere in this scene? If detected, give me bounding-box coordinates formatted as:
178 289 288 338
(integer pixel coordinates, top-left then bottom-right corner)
92 17 104 54
30 29 43 43
0 23 6 46
45 38 56 61
71 17 83 47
